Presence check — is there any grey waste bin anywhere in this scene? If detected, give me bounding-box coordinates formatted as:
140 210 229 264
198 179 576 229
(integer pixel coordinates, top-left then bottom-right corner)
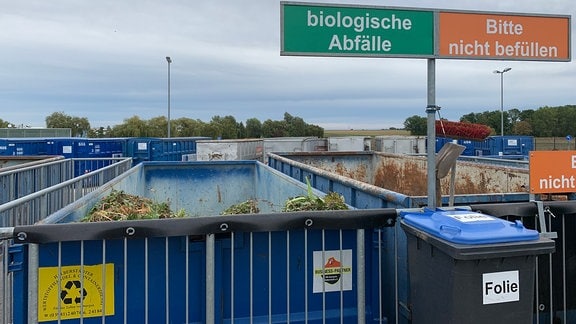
400 209 555 324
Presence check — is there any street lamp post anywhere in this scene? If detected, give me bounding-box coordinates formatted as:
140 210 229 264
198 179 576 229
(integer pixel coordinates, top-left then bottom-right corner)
166 56 172 138
493 67 511 137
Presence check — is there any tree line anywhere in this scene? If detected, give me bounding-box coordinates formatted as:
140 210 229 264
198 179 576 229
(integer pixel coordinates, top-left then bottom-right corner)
403 104 576 137
1 112 324 139
3 104 575 138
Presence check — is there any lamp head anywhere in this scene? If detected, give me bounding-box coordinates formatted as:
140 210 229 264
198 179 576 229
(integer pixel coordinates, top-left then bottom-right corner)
166 56 172 63
494 68 512 74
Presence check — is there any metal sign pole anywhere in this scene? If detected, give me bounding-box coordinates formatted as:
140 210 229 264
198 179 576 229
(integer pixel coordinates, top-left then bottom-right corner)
426 58 437 208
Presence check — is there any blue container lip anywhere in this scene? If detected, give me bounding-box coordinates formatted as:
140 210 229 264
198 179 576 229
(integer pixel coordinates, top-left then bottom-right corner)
400 209 539 245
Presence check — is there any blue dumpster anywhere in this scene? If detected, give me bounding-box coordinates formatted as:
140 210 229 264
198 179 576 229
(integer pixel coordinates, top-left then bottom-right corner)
125 137 210 165
10 161 395 323
0 138 50 156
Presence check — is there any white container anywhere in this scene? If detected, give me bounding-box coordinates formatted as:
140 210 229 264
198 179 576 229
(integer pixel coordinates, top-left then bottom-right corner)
328 136 371 151
263 137 327 158
374 136 426 154
196 139 263 161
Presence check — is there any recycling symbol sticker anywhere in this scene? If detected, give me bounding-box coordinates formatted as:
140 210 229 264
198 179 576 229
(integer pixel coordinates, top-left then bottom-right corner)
38 264 115 322
60 280 88 304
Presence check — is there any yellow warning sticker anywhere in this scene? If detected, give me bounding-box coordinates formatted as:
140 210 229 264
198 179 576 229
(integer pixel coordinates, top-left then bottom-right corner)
38 264 115 322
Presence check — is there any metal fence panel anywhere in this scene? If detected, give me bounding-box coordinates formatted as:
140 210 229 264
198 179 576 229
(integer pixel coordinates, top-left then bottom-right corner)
0 158 72 205
0 158 132 228
2 209 396 324
472 201 576 324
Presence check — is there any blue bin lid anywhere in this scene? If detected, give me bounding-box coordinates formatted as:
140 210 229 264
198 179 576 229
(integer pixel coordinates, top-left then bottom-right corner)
400 209 539 244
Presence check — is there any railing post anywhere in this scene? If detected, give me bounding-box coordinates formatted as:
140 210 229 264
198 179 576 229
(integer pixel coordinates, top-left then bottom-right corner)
206 234 215 324
357 229 365 324
28 244 39 323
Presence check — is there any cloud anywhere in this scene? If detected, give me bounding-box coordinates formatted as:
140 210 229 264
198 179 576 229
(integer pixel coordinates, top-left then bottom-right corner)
0 0 574 130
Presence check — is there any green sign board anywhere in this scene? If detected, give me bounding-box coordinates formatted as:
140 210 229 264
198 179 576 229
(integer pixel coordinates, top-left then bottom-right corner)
281 2 435 57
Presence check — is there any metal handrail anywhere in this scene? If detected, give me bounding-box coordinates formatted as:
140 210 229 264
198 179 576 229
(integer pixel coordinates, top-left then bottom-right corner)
0 158 132 227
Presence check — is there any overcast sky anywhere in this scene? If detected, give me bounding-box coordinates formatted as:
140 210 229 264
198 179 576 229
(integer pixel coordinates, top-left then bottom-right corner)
1 0 574 130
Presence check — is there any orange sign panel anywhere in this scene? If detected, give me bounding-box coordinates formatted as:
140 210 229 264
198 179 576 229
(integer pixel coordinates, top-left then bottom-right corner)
439 12 571 61
530 151 576 194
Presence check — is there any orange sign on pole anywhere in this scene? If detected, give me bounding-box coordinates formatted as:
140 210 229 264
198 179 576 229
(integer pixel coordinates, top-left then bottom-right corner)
439 12 571 61
530 151 576 194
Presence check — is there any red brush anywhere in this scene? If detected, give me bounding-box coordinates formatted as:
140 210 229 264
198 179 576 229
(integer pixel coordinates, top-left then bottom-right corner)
436 120 491 141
